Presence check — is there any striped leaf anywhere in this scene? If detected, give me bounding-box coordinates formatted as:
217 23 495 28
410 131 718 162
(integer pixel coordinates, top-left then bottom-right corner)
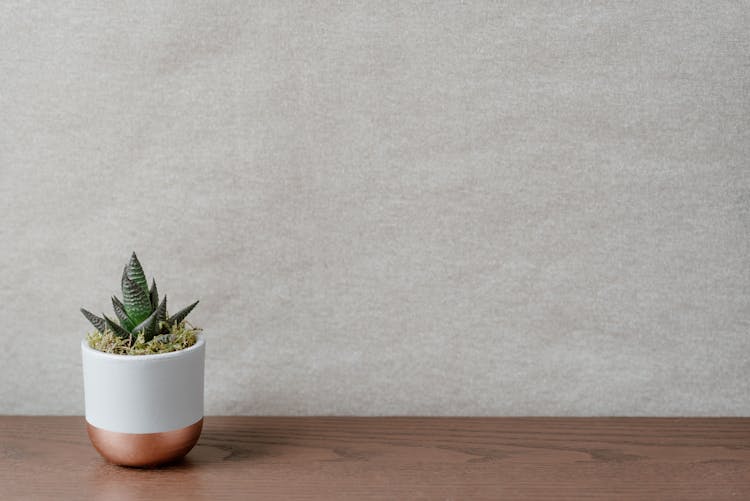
126 252 149 294
149 279 159 310
132 308 158 342
168 300 199 326
104 314 132 339
121 267 153 325
152 333 172 343
80 308 106 333
155 295 168 326
111 296 136 332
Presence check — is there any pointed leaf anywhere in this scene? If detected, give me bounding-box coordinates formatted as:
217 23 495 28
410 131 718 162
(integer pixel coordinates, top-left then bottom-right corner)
149 279 159 310
104 314 132 339
155 295 170 335
132 308 158 342
111 296 136 331
155 295 168 324
168 300 199 326
121 268 153 324
81 308 106 333
126 252 149 294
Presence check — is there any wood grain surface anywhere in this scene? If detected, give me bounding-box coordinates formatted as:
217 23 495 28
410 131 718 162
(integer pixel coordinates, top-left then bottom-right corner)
1 416 749 500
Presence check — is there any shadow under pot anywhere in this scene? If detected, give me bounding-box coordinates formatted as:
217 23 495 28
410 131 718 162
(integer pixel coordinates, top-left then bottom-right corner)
81 335 205 467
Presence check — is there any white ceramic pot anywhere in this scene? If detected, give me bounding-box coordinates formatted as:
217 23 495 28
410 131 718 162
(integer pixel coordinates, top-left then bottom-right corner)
81 335 205 467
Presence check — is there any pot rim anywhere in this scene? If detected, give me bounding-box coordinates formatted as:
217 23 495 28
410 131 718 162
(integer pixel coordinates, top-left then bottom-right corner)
81 333 204 361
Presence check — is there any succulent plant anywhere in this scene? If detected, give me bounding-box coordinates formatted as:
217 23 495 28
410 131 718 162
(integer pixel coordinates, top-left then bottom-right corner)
81 252 199 343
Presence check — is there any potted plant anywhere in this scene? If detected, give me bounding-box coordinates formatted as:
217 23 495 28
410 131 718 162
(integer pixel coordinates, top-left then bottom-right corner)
80 252 204 467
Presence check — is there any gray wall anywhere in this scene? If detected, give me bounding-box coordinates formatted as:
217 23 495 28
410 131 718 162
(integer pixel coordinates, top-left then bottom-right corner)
1 1 748 416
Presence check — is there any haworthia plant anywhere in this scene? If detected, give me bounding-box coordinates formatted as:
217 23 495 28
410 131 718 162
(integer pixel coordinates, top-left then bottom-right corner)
81 252 199 343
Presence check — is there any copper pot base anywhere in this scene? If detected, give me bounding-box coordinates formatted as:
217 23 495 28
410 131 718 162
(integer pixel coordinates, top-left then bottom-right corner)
86 418 203 467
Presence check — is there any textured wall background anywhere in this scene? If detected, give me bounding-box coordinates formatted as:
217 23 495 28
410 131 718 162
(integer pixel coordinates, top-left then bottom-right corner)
1 1 748 415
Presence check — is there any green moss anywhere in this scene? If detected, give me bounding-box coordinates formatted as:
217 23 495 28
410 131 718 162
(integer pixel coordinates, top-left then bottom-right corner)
87 321 201 355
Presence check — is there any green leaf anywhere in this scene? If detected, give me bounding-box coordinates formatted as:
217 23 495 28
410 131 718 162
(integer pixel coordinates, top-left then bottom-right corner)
168 300 199 326
111 296 136 332
104 314 132 339
81 308 106 333
155 295 168 326
149 279 159 310
126 252 149 294
132 308 158 342
154 296 170 336
121 267 153 324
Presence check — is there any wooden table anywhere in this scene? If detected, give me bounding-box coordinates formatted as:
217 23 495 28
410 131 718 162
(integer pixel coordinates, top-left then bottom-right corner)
1 417 749 500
